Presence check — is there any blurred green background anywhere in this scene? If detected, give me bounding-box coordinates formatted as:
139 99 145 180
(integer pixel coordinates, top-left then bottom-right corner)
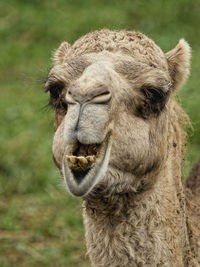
0 0 200 266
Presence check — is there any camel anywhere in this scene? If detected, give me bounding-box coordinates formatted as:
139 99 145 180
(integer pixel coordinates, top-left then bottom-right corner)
187 158 200 197
45 30 200 266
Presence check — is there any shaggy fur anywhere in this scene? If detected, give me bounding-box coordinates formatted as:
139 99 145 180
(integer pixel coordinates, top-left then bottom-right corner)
187 158 200 196
46 30 200 266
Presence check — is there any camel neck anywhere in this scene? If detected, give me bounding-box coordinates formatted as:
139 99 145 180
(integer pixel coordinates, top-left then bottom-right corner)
82 165 196 267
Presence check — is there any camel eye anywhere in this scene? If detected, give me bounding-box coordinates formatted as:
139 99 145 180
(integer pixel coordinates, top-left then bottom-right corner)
137 86 170 118
46 83 64 99
143 87 168 103
45 81 67 110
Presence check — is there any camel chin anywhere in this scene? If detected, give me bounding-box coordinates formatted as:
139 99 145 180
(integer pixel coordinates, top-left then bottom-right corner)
62 133 112 196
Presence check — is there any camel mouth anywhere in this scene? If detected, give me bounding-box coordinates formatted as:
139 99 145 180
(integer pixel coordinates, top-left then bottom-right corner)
62 134 112 197
65 142 101 173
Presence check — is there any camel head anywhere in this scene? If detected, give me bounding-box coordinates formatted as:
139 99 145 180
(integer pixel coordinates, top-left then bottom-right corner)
46 30 190 197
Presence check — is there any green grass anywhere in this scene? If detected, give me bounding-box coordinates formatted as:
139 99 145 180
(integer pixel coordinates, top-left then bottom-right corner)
0 0 200 266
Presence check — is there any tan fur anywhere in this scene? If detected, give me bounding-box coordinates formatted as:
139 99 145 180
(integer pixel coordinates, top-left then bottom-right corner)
53 41 71 65
46 30 200 266
186 158 200 197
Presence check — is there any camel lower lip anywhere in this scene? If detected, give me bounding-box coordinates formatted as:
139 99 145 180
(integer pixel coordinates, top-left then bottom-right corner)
62 134 112 196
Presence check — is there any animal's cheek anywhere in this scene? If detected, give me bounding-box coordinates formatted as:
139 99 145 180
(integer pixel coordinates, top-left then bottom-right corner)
54 110 66 131
110 115 150 173
52 120 66 169
110 137 150 173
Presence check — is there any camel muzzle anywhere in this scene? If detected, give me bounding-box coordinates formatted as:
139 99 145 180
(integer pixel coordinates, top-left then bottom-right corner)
62 133 112 196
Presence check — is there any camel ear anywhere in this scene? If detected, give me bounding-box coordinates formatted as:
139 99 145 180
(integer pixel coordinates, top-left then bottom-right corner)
53 41 71 64
165 39 191 90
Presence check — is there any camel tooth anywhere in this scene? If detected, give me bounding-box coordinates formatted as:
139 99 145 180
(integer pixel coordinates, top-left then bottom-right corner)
77 156 88 170
66 156 81 170
77 156 88 164
66 155 77 164
86 155 96 163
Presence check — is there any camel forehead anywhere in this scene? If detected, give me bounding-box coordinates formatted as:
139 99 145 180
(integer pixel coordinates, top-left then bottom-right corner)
63 30 168 70
49 50 169 90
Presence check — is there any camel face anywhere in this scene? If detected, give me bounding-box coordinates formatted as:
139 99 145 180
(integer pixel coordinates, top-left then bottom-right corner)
49 52 169 196
47 30 190 197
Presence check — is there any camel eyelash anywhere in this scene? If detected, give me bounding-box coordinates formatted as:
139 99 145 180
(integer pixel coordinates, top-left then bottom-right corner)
136 86 170 118
45 82 64 97
143 87 169 103
45 81 67 110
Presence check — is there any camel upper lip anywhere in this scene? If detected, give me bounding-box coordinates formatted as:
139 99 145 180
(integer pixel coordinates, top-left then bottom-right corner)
62 133 111 196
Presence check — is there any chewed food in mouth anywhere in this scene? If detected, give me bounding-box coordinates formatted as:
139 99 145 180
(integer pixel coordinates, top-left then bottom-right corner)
66 155 96 170
66 142 101 171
